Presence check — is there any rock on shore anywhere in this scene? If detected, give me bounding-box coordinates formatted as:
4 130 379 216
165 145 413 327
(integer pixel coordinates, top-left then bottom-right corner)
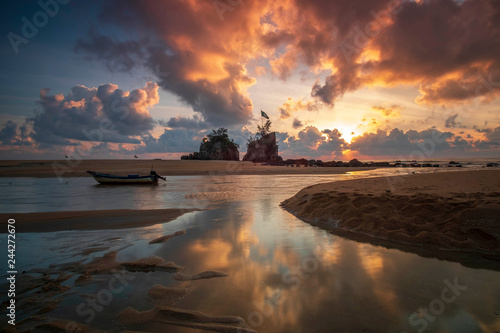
243 132 282 163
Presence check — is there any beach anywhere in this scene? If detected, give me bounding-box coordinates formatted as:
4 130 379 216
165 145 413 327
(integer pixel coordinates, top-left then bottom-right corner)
281 169 500 256
1 162 500 332
0 159 372 178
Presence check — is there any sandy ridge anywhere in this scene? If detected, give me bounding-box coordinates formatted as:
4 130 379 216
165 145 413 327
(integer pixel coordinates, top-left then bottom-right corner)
281 170 500 257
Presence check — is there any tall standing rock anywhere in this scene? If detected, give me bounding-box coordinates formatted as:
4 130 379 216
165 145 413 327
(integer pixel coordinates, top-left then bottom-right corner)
243 132 282 163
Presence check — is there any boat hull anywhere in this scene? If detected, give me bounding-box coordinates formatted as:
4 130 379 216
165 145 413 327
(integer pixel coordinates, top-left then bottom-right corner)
87 171 159 185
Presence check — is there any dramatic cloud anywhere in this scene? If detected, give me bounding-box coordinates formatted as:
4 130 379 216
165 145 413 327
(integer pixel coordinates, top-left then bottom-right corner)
75 28 147 73
281 126 348 158
484 126 500 143
348 127 485 157
374 0 500 105
372 105 401 117
159 115 209 130
317 128 348 154
75 0 500 125
29 82 159 145
134 129 201 154
77 0 270 127
4 0 500 159
134 126 251 154
286 0 500 108
292 118 303 129
0 121 30 146
279 97 321 119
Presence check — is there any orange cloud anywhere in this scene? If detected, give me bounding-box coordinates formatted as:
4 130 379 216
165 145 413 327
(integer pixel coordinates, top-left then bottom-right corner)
278 97 322 119
371 104 401 117
80 0 500 127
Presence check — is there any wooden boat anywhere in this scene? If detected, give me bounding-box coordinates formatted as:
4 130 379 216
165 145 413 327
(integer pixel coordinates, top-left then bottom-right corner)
87 170 166 185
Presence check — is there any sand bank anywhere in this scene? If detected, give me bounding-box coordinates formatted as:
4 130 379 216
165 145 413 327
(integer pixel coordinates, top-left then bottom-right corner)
9 248 250 333
281 170 500 257
0 159 372 178
0 208 196 233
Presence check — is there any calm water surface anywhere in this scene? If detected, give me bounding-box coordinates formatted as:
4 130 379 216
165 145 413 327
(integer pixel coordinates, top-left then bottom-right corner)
0 168 499 332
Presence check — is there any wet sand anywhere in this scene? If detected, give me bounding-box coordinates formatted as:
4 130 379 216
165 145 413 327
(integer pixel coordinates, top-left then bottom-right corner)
3 169 500 332
281 169 500 256
7 246 250 333
0 209 197 233
0 159 372 177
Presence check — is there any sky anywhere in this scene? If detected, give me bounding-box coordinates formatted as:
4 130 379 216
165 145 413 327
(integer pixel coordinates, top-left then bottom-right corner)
0 0 499 161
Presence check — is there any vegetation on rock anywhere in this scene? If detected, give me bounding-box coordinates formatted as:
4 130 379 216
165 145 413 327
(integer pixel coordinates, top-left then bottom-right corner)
181 127 239 160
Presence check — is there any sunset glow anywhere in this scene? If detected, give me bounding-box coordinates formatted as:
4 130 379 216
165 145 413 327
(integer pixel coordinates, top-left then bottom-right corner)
1 0 499 160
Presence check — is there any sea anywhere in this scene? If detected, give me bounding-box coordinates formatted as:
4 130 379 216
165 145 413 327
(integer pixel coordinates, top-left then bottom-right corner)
0 165 499 332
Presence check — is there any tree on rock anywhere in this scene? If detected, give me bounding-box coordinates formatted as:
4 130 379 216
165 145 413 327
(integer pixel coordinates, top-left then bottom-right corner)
181 127 239 160
257 120 272 137
205 128 240 149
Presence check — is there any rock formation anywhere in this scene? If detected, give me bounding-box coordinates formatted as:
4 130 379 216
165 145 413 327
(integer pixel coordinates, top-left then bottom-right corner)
181 128 239 161
243 132 282 163
198 140 239 160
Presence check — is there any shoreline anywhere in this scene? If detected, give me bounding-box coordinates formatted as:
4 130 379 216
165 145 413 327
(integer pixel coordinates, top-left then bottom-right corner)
0 159 375 178
0 208 197 233
281 169 500 261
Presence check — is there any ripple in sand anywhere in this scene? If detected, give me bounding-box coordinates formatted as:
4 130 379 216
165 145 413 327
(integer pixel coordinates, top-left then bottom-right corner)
74 251 183 285
147 284 190 306
118 305 255 333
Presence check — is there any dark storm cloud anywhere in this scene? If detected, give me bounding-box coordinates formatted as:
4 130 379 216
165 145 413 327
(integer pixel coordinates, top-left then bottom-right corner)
0 120 19 145
0 120 30 146
75 0 500 123
75 29 147 73
295 0 500 107
29 82 158 145
76 0 258 128
134 126 251 154
281 126 348 158
133 129 201 154
158 115 209 130
374 0 500 104
317 128 347 154
148 50 255 127
350 128 463 156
